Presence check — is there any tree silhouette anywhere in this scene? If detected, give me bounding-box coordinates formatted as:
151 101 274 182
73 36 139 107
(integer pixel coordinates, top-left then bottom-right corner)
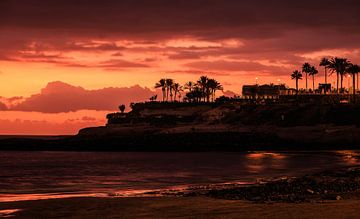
291 70 302 94
347 64 360 103
207 79 223 101
149 94 157 102
165 79 174 101
119 104 126 113
184 81 195 92
328 57 350 93
309 66 319 92
320 58 331 94
172 83 183 102
197 76 209 102
302 63 312 91
185 86 203 102
155 79 166 101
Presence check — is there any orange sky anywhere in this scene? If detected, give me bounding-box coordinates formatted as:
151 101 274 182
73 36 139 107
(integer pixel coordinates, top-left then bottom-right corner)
1 0 360 135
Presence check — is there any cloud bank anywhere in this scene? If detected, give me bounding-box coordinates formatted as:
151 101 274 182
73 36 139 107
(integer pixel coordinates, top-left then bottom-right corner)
7 81 157 113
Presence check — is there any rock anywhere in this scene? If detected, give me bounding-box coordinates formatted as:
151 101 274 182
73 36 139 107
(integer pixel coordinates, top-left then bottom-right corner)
306 189 314 194
250 196 262 201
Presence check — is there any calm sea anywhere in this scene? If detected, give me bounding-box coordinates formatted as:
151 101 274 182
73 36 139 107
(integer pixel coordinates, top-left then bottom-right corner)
0 151 359 202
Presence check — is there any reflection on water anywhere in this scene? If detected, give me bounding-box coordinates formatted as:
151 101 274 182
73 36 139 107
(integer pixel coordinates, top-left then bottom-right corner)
0 151 359 202
246 152 287 173
336 150 360 165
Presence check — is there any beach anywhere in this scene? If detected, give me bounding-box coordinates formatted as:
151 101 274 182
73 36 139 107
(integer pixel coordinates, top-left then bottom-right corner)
1 196 360 218
2 164 360 218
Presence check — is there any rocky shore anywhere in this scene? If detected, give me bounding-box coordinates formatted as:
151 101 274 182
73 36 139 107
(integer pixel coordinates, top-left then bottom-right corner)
155 165 360 203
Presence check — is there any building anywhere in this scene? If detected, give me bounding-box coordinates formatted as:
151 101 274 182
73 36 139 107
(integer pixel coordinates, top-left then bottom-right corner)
242 84 296 99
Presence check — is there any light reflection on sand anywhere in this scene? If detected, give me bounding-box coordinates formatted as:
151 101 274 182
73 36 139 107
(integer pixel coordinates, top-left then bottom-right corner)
0 193 107 202
0 209 22 218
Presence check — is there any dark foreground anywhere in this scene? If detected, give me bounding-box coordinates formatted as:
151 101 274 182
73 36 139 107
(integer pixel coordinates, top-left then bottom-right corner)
2 165 360 218
2 196 360 219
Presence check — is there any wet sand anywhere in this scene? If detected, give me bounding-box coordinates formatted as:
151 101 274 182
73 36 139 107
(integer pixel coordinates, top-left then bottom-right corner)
1 196 360 218
2 165 360 218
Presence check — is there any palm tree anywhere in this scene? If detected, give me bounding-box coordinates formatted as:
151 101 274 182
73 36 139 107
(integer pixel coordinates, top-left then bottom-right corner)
155 79 166 101
207 79 223 102
302 63 312 92
165 78 174 101
320 58 331 94
172 83 183 102
309 66 319 92
291 70 302 94
347 64 360 103
328 57 350 93
184 81 195 92
185 86 203 103
197 76 209 102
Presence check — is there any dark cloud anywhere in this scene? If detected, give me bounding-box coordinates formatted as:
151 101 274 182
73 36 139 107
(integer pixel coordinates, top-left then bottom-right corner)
2 0 360 37
166 70 230 76
98 59 150 69
1 0 360 77
185 60 288 73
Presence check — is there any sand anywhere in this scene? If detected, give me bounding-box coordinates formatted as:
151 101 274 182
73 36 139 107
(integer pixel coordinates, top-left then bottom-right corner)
1 196 360 218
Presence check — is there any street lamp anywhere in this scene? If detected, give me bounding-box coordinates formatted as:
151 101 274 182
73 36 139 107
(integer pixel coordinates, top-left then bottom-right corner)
255 77 258 85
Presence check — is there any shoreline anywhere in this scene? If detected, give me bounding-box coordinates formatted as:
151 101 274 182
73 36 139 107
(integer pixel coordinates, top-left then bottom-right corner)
2 165 360 218
3 196 360 219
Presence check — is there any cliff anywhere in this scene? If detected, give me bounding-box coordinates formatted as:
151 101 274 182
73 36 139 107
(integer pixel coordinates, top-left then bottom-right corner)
1 102 360 151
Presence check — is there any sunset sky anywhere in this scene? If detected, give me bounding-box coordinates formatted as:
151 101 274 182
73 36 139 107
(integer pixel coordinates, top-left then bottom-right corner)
1 0 360 134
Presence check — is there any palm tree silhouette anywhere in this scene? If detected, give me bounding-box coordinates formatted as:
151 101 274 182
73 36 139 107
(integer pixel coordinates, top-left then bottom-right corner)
155 79 166 101
291 70 302 94
165 79 174 101
328 57 350 93
172 83 183 102
347 64 360 103
184 81 195 92
197 76 209 102
302 63 312 92
207 79 223 102
185 86 203 103
309 66 319 92
320 58 331 94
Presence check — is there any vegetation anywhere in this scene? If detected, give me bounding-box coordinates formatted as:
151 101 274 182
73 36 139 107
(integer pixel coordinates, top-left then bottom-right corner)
291 57 360 103
328 57 350 93
154 76 223 103
302 63 312 91
319 58 331 94
155 79 166 101
291 70 302 93
347 64 360 103
119 104 126 113
309 66 318 91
